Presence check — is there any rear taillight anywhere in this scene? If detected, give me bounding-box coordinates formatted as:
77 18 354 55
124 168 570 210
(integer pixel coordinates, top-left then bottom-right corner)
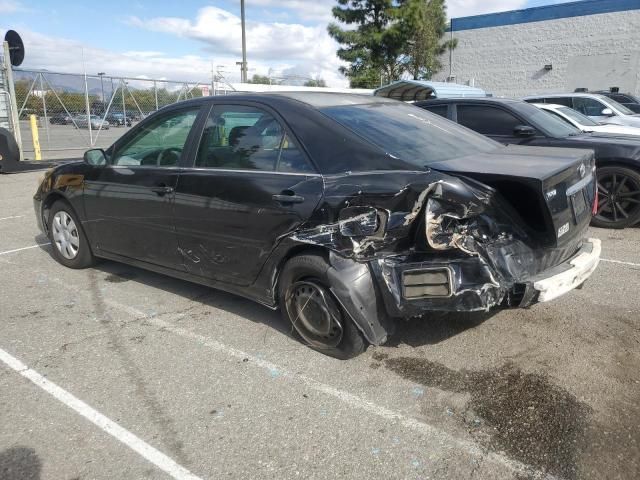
592 184 598 215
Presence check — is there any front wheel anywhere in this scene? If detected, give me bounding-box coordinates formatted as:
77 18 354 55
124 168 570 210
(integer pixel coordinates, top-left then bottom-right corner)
278 254 367 359
48 200 95 269
592 166 640 229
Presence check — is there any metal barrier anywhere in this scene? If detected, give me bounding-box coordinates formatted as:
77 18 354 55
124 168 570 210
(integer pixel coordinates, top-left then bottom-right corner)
13 69 208 160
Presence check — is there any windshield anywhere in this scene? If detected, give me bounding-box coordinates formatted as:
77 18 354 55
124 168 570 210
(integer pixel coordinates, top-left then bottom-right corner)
601 96 635 115
319 102 500 167
512 102 581 138
557 106 599 126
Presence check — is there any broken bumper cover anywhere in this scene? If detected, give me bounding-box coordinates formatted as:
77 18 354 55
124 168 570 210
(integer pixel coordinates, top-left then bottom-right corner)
369 238 601 319
530 237 600 302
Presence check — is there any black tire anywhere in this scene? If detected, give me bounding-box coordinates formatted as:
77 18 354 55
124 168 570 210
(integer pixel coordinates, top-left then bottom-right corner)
278 254 367 359
48 200 95 269
592 166 640 229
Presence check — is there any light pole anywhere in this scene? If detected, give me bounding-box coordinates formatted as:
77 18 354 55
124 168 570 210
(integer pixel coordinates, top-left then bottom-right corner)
240 0 247 82
97 72 105 112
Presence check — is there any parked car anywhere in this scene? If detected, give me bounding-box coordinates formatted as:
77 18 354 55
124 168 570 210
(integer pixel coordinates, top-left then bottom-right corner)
593 91 640 114
49 113 73 125
417 97 640 229
105 113 132 127
75 115 110 130
533 103 640 137
523 93 640 128
34 93 600 358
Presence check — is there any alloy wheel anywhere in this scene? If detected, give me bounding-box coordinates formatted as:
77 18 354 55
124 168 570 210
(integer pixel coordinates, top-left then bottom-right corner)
596 172 640 224
52 210 80 260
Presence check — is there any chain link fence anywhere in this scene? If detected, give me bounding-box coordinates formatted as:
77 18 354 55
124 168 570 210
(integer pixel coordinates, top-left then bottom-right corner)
14 69 208 159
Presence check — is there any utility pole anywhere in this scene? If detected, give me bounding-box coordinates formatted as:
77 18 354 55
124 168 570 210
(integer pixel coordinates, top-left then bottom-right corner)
240 0 247 82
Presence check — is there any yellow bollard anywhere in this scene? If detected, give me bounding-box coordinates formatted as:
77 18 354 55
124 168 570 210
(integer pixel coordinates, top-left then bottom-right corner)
29 114 42 160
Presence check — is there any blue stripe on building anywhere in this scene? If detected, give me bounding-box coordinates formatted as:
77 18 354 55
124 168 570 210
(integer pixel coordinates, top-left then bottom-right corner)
450 0 640 32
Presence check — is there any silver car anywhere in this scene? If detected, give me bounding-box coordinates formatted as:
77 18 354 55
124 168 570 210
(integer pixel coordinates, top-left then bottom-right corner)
523 93 640 128
74 115 110 130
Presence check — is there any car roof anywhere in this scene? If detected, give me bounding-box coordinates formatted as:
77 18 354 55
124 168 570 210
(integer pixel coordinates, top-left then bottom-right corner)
415 97 521 106
164 91 393 110
522 92 608 100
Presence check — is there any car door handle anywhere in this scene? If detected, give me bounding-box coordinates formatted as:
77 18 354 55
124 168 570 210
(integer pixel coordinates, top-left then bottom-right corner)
150 185 174 195
272 194 305 204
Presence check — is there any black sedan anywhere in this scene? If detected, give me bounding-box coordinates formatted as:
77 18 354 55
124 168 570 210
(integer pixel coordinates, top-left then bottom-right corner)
417 97 640 229
34 93 600 358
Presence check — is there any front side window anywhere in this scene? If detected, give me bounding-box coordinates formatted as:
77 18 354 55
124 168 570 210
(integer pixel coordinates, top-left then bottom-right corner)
111 109 199 167
456 105 522 136
573 97 609 117
195 105 314 173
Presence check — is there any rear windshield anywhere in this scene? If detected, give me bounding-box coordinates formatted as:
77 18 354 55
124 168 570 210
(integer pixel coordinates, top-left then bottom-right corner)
557 106 599 126
320 102 499 167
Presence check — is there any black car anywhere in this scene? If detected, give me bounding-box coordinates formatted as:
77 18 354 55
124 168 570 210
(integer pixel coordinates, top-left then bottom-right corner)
417 98 640 229
594 91 640 114
34 93 600 358
49 113 72 125
105 112 132 127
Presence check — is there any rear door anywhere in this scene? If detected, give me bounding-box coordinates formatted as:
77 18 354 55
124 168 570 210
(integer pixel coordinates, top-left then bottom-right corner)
83 106 202 269
173 102 323 286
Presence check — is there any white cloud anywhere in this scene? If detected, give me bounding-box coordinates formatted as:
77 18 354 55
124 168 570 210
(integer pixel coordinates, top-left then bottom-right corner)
249 0 336 22
446 0 528 18
0 0 25 14
128 6 348 86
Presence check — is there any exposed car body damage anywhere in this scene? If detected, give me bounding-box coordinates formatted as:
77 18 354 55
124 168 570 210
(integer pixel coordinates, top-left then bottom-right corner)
34 93 601 351
275 161 597 345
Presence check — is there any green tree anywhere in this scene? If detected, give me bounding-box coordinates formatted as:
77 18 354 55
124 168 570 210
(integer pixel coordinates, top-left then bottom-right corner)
247 74 273 85
399 0 456 80
304 77 327 87
328 0 405 88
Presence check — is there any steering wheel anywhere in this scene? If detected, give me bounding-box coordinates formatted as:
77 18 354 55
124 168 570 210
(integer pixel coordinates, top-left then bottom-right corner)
156 147 182 166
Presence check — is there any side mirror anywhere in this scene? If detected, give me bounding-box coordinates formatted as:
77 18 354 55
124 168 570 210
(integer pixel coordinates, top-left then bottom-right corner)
601 108 614 116
513 125 536 137
84 148 107 166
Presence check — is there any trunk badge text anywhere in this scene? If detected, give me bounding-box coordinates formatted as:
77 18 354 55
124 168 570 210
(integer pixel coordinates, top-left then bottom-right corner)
546 189 557 200
557 222 570 238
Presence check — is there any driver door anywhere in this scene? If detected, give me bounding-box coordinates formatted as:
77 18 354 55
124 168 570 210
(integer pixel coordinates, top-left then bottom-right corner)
83 106 202 269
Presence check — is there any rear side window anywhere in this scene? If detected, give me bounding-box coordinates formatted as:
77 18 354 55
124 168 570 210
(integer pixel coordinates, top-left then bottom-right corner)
194 105 314 173
456 105 522 136
546 97 573 107
420 104 448 118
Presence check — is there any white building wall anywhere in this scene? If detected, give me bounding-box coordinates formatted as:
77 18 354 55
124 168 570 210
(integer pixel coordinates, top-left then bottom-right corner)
438 9 640 98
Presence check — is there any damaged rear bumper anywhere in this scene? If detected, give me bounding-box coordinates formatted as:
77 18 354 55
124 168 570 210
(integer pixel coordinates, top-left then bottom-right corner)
530 237 600 302
365 238 601 322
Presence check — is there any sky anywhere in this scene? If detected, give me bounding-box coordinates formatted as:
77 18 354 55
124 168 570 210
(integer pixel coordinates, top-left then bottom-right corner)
1 0 576 87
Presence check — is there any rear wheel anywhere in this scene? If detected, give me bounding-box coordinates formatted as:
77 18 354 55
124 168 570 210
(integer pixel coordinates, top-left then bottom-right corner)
592 166 640 229
48 200 95 269
278 254 367 359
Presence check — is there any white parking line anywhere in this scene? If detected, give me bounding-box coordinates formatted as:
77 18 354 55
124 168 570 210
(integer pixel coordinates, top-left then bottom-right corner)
43 273 557 480
0 243 51 256
0 215 25 221
601 258 640 268
0 347 203 480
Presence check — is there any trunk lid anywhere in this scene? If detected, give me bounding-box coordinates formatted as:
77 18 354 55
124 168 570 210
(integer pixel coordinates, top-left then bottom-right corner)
429 144 596 247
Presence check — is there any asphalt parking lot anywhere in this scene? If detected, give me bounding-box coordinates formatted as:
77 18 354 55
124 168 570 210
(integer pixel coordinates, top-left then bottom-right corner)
1 171 639 480
19 121 135 160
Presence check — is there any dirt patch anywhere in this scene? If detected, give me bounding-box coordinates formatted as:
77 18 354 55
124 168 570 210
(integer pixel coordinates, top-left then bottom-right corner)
104 272 137 283
384 357 591 479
